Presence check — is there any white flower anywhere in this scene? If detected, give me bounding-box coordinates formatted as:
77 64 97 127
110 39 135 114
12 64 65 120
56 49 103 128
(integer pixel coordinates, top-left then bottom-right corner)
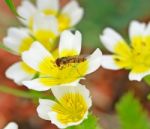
17 0 84 31
37 84 92 128
4 14 58 53
3 28 37 85
100 20 150 81
3 15 58 85
3 122 18 129
22 30 102 91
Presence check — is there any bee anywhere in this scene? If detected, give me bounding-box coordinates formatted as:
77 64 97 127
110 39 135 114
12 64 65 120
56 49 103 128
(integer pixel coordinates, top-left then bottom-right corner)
56 55 86 67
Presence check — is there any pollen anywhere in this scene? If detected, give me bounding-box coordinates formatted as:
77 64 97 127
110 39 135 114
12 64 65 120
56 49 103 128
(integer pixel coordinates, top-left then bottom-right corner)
51 93 87 125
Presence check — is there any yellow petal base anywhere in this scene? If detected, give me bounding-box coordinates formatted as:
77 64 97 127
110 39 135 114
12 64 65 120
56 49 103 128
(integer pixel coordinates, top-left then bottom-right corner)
114 36 150 73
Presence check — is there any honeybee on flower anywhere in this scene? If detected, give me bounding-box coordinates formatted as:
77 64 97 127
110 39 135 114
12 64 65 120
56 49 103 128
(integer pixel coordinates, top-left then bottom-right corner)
17 0 84 31
22 30 102 91
37 85 92 128
100 20 150 81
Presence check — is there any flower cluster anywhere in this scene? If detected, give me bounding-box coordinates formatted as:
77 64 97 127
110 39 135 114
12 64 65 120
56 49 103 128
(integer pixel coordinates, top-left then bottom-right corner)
4 0 150 128
3 0 102 128
4 0 84 85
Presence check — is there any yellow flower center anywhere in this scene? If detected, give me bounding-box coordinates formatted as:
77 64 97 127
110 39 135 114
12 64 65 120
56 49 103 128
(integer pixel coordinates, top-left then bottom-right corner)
43 9 57 16
20 62 36 74
114 36 150 73
38 55 88 86
18 37 34 54
34 30 57 51
58 13 71 31
52 93 87 125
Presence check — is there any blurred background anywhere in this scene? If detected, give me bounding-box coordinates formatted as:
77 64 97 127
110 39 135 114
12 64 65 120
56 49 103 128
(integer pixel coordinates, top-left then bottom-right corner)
0 0 150 129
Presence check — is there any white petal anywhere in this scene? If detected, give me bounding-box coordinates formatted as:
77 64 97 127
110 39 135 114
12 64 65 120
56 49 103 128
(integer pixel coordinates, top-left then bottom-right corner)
37 0 59 12
101 55 121 70
23 79 51 91
51 84 92 108
62 0 84 26
62 79 80 86
59 30 82 56
23 78 80 91
5 61 35 85
129 71 150 81
22 41 53 71
3 27 31 54
3 122 18 129
145 22 150 36
3 37 19 55
100 28 125 52
17 0 36 25
37 99 56 120
86 48 102 74
129 20 146 40
33 14 58 35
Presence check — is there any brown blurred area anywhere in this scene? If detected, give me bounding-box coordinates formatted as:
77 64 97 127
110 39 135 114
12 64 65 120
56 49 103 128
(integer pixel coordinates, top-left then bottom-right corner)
0 0 150 129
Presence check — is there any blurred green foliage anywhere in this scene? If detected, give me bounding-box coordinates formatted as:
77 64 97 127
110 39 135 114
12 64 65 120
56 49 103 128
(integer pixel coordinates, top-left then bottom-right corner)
144 75 150 86
116 92 150 129
77 0 150 48
66 113 101 129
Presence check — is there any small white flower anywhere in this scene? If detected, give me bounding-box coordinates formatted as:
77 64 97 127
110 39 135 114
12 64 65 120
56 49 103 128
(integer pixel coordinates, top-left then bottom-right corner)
3 15 58 85
100 20 150 81
3 122 18 129
37 84 92 129
3 14 59 53
22 30 102 91
17 0 84 31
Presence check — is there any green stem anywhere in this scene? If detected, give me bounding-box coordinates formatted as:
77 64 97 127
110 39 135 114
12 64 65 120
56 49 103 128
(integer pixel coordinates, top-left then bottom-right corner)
0 85 54 100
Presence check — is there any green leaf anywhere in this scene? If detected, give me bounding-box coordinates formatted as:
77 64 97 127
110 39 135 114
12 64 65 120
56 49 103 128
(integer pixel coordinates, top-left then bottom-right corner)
144 75 150 86
66 113 101 129
116 92 150 129
147 94 150 100
5 0 23 18
77 0 150 48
